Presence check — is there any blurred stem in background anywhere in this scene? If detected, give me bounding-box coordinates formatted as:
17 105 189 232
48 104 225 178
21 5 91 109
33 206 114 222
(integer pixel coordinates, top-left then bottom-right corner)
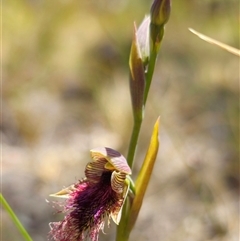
0 194 33 241
116 0 171 240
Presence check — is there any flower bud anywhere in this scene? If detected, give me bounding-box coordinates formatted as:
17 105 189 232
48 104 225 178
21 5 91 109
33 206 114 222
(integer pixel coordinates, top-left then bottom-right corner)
129 23 146 119
150 0 171 26
136 16 150 66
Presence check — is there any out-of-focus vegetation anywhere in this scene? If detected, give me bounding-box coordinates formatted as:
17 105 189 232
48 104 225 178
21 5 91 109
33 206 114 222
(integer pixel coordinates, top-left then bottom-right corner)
2 0 239 241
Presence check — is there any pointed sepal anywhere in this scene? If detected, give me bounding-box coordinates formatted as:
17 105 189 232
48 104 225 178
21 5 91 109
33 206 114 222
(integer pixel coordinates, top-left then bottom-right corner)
49 184 77 198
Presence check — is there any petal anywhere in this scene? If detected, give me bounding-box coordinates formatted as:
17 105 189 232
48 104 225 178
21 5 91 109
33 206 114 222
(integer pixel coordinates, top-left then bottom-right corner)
110 202 123 225
110 179 130 225
110 171 126 194
49 187 73 199
90 147 131 175
136 16 150 65
50 179 87 198
85 157 107 183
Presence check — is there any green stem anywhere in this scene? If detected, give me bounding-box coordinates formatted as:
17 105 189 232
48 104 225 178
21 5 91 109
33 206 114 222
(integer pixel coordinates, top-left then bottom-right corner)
144 24 164 105
116 117 142 241
115 197 131 241
116 28 162 241
127 117 143 169
0 193 33 241
144 49 157 105
116 21 165 241
127 175 136 196
126 43 160 170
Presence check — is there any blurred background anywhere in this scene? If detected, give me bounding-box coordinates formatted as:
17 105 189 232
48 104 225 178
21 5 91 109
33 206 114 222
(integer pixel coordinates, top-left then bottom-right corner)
2 0 239 240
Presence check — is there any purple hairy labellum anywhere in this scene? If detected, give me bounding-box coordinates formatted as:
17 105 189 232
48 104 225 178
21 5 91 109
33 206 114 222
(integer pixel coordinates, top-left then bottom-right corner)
48 147 131 241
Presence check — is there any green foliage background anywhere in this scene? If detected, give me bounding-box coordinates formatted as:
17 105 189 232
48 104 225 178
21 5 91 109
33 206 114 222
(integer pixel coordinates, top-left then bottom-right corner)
2 0 239 241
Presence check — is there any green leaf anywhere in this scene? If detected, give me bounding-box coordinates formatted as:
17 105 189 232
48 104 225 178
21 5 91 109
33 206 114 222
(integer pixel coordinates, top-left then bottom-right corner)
128 117 160 231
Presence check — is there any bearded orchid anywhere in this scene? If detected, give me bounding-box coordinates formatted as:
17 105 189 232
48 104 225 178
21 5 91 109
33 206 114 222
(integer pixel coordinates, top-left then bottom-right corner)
49 147 131 241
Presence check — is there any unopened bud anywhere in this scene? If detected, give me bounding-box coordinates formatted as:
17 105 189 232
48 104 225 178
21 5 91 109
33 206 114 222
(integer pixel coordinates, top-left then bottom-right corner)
136 16 150 66
129 23 145 119
150 0 171 26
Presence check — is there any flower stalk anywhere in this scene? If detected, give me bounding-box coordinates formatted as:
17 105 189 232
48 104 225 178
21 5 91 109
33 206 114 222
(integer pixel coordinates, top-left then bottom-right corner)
117 1 171 240
127 23 146 169
144 0 171 104
128 0 171 168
